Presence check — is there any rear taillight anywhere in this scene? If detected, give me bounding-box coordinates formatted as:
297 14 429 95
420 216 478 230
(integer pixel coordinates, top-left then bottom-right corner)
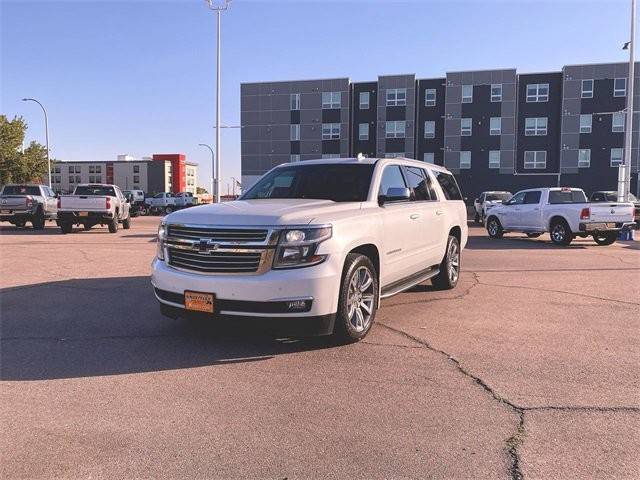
57 198 61 208
25 196 33 207
106 197 111 209
580 207 590 220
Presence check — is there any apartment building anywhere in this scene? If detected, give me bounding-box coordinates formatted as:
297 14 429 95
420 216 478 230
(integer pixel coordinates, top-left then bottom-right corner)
240 62 640 199
50 154 198 195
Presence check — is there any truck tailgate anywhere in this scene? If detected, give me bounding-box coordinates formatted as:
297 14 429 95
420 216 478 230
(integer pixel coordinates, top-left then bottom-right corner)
588 203 634 223
0 196 30 210
59 195 110 212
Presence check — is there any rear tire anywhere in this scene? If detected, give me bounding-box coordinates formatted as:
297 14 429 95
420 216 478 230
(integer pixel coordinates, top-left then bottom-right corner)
165 206 173 214
15 220 26 228
31 209 45 230
432 235 461 290
487 217 504 239
593 232 617 246
83 224 93 231
550 219 573 246
108 216 119 233
333 253 378 343
122 215 131 230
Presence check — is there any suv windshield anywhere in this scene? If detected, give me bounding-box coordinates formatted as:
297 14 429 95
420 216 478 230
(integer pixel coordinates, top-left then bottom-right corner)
74 185 116 196
485 193 511 202
2 185 41 195
548 189 587 204
242 163 375 202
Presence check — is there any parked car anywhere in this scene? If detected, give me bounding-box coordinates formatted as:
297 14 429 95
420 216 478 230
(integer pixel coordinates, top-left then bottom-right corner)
590 190 640 228
152 157 468 342
0 184 58 229
57 184 131 233
473 191 512 224
485 187 635 246
146 192 196 215
124 189 148 216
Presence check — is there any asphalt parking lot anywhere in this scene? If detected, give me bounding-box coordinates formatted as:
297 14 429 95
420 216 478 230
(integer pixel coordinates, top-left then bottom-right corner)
1 216 638 479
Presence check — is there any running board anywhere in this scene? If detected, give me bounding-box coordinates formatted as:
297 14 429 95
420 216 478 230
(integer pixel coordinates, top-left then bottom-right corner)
380 266 440 299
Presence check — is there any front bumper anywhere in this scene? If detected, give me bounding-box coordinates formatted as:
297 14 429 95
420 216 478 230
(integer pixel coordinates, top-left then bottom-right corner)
0 208 36 221
151 253 342 320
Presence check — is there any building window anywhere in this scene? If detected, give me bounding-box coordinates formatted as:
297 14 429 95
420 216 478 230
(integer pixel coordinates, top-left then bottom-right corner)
578 149 591 168
321 154 341 159
460 118 472 136
89 165 95 173
290 154 300 163
610 148 624 167
423 153 434 163
75 166 81 174
459 151 471 169
489 151 501 169
133 175 140 183
525 117 548 136
133 165 140 173
386 88 406 106
95 176 101 183
76 175 81 183
384 152 403 158
359 92 370 109
612 112 625 132
322 123 340 139
385 120 406 138
359 123 369 140
321 91 341 109
68 166 74 174
491 84 502 102
579 114 592 134
581 79 594 98
526 83 549 102
290 124 300 141
425 88 436 106
614 78 626 97
69 176 75 184
490 117 502 135
95 166 101 173
524 151 547 169
290 93 300 110
89 176 95 183
424 121 435 139
461 85 473 103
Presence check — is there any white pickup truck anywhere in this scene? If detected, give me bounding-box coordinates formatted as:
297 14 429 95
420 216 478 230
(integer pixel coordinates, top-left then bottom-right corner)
57 184 131 233
485 187 635 246
152 157 468 342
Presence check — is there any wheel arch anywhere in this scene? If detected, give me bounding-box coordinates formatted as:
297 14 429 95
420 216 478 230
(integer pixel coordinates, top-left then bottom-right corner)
348 243 380 279
548 214 569 231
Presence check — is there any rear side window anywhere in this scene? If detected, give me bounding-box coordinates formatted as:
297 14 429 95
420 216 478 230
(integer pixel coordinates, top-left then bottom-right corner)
378 165 407 197
524 191 541 204
2 185 41 195
403 166 435 201
548 190 587 204
433 171 463 200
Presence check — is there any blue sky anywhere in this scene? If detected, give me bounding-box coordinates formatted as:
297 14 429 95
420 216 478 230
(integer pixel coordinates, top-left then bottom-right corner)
1 0 636 191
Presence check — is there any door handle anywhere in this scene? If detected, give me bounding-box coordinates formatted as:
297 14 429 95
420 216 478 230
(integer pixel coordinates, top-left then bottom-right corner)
435 210 444 216
410 213 420 220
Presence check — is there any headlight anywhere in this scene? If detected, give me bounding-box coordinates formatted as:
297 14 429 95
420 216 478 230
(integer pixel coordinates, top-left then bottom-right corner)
273 226 332 269
157 222 166 260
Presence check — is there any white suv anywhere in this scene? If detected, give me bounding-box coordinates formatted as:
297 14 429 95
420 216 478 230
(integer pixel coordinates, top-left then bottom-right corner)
152 157 468 342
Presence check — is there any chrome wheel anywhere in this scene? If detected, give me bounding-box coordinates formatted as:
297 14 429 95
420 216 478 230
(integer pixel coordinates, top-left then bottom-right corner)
347 266 375 333
488 220 498 236
551 223 566 242
447 240 460 284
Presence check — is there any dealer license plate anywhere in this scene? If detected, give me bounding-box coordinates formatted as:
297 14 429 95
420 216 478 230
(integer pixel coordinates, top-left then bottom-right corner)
78 211 89 217
184 291 215 313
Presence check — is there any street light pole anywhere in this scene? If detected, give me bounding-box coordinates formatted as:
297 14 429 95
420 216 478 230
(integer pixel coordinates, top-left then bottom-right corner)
198 143 215 199
21 98 51 188
622 0 637 201
205 0 232 203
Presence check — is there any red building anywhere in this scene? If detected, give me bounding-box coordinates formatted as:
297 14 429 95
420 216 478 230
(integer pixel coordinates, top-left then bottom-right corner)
152 154 186 193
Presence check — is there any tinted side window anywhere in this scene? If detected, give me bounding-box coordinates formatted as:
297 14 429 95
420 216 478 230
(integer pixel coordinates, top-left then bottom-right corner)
508 192 526 205
434 171 463 200
524 191 541 204
403 167 432 201
548 190 587 204
378 166 407 197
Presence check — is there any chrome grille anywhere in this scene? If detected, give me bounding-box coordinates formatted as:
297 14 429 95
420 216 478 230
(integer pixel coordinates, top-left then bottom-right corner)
168 248 263 273
167 225 268 243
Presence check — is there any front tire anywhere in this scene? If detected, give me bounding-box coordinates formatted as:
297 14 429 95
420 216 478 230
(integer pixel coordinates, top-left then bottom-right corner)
122 215 131 230
333 253 378 343
31 209 45 230
432 235 461 290
487 217 504 239
165 206 173 214
108 216 119 233
593 232 617 246
550 219 573 246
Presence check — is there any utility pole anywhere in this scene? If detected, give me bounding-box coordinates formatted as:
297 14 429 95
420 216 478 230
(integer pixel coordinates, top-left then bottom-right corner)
22 98 51 188
198 143 215 199
205 0 232 203
621 0 637 201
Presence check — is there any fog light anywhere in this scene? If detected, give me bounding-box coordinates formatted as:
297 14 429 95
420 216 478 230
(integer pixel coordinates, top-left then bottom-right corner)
287 300 308 311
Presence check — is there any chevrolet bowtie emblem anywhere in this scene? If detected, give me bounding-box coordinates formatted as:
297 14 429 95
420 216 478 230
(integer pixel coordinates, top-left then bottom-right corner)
198 239 219 253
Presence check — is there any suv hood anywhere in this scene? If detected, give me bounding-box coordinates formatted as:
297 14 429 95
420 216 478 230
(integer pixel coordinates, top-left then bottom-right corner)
164 199 362 226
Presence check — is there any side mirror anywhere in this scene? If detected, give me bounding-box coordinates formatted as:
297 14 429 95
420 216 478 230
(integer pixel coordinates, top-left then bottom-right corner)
502 199 510 205
379 187 410 205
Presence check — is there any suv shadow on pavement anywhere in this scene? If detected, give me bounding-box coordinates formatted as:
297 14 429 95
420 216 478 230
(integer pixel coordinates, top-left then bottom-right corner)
0 276 337 381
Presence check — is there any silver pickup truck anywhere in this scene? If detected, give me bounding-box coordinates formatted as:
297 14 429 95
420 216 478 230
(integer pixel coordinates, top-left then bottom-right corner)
57 184 131 233
0 184 58 229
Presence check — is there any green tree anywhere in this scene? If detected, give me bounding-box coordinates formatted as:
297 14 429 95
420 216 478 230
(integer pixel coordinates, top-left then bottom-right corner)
0 115 49 185
196 186 208 195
